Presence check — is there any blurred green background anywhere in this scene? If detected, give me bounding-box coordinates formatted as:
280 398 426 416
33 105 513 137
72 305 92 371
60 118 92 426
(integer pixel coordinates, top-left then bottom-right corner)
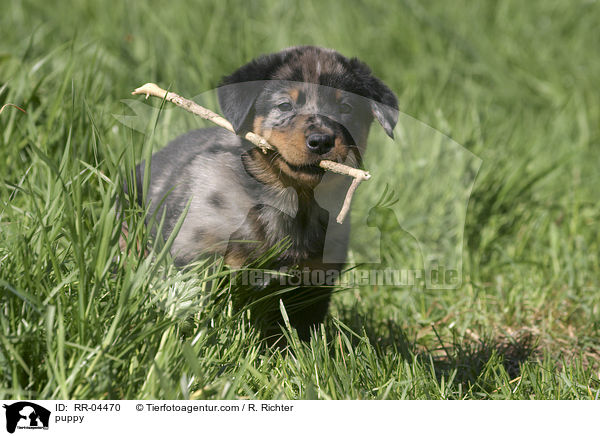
1 0 599 399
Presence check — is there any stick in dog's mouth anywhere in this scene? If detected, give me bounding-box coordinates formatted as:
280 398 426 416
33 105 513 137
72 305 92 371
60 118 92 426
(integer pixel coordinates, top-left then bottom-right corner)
131 82 371 224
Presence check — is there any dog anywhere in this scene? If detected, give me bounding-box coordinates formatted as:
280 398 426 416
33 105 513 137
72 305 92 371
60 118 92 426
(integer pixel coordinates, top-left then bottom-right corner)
127 46 398 340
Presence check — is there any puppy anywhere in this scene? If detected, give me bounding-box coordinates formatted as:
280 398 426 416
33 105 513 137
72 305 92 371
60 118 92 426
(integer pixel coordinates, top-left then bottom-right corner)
130 46 398 340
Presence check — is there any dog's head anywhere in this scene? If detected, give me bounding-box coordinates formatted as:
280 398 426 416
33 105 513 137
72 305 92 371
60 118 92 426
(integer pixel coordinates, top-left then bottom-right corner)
218 46 398 186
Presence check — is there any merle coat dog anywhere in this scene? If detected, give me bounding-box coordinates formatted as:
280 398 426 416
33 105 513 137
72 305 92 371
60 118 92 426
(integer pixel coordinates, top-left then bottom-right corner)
129 46 398 340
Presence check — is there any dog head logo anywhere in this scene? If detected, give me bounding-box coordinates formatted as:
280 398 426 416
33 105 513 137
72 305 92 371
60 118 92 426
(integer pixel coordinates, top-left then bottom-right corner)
3 402 50 433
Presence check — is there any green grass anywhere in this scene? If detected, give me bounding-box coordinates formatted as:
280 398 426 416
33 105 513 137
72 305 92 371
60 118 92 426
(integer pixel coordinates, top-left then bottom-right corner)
1 0 600 399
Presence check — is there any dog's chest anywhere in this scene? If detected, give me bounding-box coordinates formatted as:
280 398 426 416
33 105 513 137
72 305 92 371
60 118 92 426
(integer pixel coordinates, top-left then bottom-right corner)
257 193 329 263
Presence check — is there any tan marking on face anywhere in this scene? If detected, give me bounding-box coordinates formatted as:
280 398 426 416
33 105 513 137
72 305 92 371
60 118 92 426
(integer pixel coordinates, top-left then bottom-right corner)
335 89 342 101
259 116 352 187
264 115 351 165
267 127 325 185
266 126 310 166
289 88 299 102
332 136 350 162
252 116 264 136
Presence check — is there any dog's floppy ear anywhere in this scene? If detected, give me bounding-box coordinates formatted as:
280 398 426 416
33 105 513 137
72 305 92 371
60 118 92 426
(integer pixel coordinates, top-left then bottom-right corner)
218 52 289 133
349 58 399 139
370 94 398 139
217 82 262 134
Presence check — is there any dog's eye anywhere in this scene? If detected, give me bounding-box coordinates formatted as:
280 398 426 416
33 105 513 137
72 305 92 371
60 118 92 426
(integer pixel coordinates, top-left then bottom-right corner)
278 102 293 112
339 103 353 114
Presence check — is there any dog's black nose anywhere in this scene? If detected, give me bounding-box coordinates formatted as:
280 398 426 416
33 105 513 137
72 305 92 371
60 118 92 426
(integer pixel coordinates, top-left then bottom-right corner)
306 133 335 155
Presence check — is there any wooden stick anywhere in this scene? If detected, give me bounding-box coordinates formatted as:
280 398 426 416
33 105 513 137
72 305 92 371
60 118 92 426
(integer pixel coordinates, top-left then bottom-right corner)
131 82 371 223
335 174 367 224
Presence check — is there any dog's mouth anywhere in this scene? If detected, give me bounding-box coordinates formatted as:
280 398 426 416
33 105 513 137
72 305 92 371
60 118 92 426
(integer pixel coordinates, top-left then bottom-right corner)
242 148 328 188
282 159 326 175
